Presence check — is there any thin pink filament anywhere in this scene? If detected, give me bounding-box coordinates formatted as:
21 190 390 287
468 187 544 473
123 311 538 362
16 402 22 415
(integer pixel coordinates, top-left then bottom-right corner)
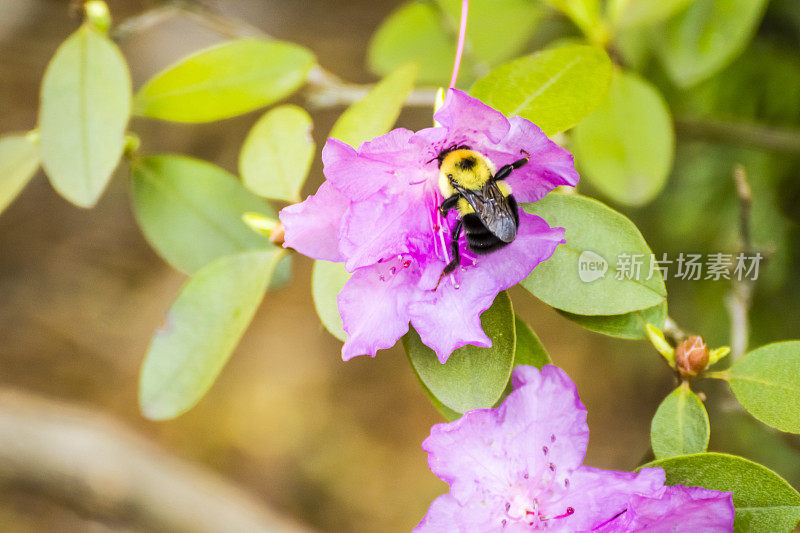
448 0 469 89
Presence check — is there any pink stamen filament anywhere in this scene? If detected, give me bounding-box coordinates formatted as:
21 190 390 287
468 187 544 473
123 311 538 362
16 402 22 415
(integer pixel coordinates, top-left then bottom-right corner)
448 0 469 89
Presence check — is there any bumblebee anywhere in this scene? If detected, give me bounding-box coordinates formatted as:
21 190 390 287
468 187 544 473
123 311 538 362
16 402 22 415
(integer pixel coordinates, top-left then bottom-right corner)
435 144 530 287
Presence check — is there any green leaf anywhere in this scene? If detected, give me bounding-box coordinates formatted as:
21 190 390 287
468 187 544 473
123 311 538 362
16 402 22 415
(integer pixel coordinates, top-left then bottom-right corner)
436 0 543 67
139 250 283 420
367 1 455 86
130 155 280 275
513 315 551 369
368 0 543 87
39 25 131 208
521 193 666 315
470 45 613 136
133 40 315 122
572 71 674 207
643 453 800 532
239 105 314 202
656 0 769 87
608 0 693 30
557 300 666 340
311 259 351 342
729 341 800 434
415 375 463 422
542 0 601 37
0 134 40 214
650 383 710 460
495 316 551 406
329 63 417 148
404 291 515 413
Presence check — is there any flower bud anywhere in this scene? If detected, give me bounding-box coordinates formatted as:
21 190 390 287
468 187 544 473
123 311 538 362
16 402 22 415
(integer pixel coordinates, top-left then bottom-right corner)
675 336 709 379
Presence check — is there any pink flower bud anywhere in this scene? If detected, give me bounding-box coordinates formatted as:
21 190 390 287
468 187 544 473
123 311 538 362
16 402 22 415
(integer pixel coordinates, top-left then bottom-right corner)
675 336 709 378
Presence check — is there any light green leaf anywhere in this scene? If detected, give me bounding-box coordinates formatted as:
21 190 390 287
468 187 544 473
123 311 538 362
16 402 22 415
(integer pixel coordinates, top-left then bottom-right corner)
404 291 515 413
0 134 40 214
130 155 281 275
239 105 314 202
521 193 666 315
651 383 710 459
470 45 613 136
656 0 769 87
39 25 131 208
513 316 551 369
133 40 315 122
729 341 800 434
139 250 283 420
542 0 601 37
367 1 455 86
311 259 350 342
558 301 666 339
329 63 417 148
368 0 542 87
572 71 674 207
643 453 800 532
608 0 693 30
436 0 543 67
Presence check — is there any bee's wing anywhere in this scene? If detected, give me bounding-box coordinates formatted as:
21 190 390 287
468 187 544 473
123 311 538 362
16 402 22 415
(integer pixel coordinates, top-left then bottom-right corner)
456 182 518 243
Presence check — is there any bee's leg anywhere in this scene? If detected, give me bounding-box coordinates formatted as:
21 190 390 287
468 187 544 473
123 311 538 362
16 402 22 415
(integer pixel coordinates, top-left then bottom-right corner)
434 220 463 290
438 194 460 217
492 150 530 181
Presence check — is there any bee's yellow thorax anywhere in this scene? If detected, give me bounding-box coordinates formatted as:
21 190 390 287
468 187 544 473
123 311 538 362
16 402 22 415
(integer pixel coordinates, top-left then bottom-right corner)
438 149 496 197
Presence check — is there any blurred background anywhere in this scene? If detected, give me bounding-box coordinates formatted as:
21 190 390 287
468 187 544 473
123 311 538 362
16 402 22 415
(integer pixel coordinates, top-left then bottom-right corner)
1 0 799 531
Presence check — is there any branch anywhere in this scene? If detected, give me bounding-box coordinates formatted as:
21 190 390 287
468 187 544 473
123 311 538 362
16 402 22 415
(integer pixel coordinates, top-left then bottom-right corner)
725 165 755 361
0 388 311 533
675 116 800 154
663 316 688 347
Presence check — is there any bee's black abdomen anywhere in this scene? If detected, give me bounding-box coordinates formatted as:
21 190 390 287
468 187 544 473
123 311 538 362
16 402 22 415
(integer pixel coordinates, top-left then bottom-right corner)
462 194 520 255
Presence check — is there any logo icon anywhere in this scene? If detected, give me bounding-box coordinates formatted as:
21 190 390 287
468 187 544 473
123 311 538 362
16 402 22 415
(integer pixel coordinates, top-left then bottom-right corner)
578 250 608 283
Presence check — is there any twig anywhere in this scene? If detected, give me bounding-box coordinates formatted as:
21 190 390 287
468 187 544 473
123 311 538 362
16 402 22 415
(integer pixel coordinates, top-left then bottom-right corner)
0 388 310 533
725 165 755 360
177 0 267 39
663 316 688 347
675 116 800 154
110 4 181 41
304 67 438 109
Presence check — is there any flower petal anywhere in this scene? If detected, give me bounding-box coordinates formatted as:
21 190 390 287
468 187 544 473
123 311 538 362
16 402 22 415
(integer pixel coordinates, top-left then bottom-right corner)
414 493 507 533
464 211 565 291
408 213 563 362
321 138 396 201
485 116 579 203
339 186 434 271
558 466 666 531
407 281 495 363
279 180 349 262
503 365 590 472
593 485 735 532
421 365 590 505
435 89 510 144
338 258 419 360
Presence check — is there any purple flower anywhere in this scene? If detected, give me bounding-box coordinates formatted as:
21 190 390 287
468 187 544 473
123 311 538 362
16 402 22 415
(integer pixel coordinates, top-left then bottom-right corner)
280 90 578 362
416 365 734 532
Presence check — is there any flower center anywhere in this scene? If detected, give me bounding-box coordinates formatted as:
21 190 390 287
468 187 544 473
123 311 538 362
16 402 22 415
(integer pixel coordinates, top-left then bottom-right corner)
500 434 576 529
374 254 413 282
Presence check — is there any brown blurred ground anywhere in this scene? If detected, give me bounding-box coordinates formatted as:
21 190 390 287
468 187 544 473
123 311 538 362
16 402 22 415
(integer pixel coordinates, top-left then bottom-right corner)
0 1 677 531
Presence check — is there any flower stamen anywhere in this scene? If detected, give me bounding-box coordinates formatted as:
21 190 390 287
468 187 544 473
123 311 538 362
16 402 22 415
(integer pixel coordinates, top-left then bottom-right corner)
448 0 469 89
